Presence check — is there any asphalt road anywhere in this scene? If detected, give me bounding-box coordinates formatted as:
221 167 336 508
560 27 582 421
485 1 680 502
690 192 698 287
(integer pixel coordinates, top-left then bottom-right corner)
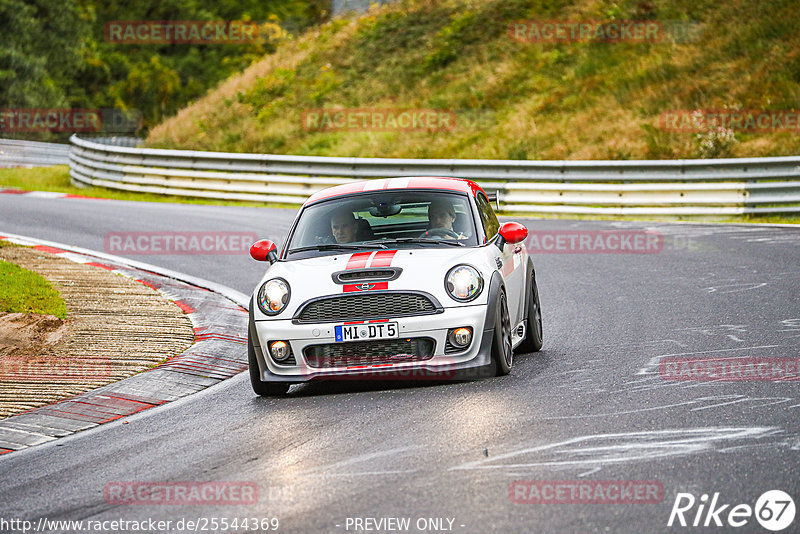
1 194 799 533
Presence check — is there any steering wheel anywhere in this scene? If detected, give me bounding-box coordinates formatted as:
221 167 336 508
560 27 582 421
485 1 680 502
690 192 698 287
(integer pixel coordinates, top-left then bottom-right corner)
424 227 460 239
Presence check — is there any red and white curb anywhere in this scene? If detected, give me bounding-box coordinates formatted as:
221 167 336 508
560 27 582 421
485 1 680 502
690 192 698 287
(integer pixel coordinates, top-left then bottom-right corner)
0 232 250 455
0 188 105 200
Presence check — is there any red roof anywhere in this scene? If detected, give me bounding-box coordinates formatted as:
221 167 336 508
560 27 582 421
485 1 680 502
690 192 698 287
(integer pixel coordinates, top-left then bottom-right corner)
304 177 486 205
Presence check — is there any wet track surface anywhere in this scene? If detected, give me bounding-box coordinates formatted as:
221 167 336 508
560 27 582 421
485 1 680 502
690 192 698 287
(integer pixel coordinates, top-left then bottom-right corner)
1 195 799 533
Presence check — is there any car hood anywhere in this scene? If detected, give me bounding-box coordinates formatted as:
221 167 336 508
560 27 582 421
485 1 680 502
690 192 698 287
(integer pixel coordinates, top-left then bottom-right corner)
252 247 496 321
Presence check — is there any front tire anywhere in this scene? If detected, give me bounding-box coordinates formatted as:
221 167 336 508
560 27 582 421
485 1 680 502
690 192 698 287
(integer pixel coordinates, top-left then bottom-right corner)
491 291 514 376
517 274 543 353
248 334 290 396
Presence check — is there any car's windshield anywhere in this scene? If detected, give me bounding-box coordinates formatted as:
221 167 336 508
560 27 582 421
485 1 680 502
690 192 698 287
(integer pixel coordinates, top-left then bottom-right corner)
285 191 478 258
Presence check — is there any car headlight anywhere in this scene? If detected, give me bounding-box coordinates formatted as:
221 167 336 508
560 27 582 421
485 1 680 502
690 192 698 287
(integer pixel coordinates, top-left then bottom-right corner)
257 278 290 315
445 265 483 302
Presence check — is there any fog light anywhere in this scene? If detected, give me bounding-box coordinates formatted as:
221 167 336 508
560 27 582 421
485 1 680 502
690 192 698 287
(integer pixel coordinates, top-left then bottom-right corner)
269 341 291 362
449 327 473 348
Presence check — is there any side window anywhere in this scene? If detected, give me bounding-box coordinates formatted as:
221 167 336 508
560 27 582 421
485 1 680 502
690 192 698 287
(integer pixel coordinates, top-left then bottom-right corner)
475 193 500 240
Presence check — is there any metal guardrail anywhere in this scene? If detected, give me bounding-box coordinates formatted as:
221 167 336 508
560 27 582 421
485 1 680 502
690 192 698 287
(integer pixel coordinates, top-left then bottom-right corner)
68 135 800 215
76 135 142 148
0 139 71 168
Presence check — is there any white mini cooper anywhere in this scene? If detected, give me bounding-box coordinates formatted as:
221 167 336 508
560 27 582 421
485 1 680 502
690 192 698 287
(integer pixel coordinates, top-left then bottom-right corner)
247 177 543 396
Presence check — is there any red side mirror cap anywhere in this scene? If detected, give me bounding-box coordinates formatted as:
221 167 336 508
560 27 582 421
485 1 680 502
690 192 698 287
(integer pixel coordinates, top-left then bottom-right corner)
498 222 528 245
250 239 278 263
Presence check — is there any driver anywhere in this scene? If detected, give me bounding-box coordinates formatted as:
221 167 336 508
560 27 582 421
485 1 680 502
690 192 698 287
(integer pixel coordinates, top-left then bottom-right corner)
330 209 358 243
421 199 466 239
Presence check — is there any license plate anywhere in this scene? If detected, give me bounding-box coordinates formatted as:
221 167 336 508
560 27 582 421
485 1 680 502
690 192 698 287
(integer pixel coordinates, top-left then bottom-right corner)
335 322 398 342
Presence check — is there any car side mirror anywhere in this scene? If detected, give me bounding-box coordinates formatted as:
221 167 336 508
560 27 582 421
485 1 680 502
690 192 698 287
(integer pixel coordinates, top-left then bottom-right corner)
250 239 278 264
496 222 528 250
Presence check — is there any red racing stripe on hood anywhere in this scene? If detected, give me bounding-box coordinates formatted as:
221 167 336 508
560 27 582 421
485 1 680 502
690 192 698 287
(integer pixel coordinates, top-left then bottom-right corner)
370 250 398 267
342 249 398 292
346 251 373 269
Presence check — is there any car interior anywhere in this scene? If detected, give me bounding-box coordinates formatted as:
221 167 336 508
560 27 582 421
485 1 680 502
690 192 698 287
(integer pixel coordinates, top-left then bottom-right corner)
292 193 477 249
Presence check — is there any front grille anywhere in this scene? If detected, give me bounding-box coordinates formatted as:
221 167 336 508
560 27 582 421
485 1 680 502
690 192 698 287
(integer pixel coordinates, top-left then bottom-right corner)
295 292 440 323
304 337 435 368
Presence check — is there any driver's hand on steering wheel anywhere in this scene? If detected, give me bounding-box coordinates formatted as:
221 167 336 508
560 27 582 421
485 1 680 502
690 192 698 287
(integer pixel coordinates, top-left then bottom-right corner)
421 228 466 239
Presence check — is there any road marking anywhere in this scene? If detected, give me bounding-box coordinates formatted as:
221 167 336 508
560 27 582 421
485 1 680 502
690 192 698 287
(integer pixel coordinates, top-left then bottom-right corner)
449 427 780 471
296 446 423 477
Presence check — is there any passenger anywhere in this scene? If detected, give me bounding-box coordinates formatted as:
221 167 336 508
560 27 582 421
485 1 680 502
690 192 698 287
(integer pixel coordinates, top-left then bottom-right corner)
330 209 358 243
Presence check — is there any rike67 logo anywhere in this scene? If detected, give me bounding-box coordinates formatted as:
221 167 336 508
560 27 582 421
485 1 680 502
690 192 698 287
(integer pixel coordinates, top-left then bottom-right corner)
668 490 795 531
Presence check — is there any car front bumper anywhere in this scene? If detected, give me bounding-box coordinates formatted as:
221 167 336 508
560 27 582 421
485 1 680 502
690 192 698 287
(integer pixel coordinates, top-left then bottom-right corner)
249 303 495 382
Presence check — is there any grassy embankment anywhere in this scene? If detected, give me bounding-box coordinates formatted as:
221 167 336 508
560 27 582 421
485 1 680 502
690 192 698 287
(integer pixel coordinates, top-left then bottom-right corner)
147 0 800 161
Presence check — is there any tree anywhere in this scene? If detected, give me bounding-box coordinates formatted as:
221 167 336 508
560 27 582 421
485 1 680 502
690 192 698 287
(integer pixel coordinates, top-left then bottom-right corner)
0 0 87 108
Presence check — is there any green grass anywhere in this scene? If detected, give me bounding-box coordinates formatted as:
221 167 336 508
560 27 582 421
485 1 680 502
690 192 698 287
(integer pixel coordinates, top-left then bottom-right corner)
0 166 296 209
0 245 67 318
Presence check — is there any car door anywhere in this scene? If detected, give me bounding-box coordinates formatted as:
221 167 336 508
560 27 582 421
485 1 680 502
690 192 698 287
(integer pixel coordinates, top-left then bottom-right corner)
475 192 525 326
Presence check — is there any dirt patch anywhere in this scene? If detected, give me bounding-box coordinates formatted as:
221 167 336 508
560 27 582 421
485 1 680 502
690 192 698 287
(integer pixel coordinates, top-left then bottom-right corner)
0 246 195 419
0 313 69 359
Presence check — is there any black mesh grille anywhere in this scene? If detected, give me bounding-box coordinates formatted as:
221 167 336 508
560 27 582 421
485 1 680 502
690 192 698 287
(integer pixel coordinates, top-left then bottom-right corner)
304 338 435 368
295 293 438 323
444 337 462 354
271 350 296 366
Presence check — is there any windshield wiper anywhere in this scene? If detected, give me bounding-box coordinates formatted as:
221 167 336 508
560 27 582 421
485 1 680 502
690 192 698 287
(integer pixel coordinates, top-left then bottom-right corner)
385 238 464 247
287 243 388 255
